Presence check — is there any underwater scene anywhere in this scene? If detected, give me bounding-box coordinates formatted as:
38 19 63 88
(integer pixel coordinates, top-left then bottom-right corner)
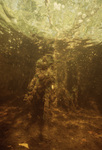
0 0 102 150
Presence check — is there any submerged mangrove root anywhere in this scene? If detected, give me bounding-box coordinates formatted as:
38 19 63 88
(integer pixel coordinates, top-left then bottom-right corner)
24 54 56 122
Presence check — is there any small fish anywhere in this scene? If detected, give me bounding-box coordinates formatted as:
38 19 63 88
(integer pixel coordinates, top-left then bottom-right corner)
51 84 54 90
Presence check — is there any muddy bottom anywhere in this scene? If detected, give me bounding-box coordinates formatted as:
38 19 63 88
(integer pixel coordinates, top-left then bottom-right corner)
0 97 102 150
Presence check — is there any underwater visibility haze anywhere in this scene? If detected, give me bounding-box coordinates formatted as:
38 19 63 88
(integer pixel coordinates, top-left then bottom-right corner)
0 0 102 150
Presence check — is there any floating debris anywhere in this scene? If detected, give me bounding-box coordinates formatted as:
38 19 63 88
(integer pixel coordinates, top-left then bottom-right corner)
19 143 29 149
